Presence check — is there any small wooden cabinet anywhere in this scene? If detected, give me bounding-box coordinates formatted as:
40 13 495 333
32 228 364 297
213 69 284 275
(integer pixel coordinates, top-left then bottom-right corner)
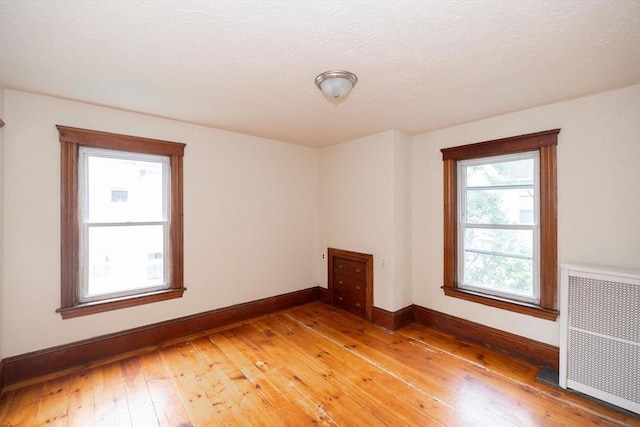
328 248 373 321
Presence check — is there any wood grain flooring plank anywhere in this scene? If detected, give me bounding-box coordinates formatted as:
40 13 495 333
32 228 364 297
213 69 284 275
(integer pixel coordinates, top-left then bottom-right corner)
0 390 16 423
94 361 131 427
1 302 637 427
289 304 637 427
292 310 535 425
257 313 452 426
33 374 71 426
120 356 159 427
222 319 432 426
192 333 331 426
170 337 245 426
138 351 193 427
191 334 288 426
65 369 96 427
159 342 226 427
214 324 378 425
400 328 637 426
0 382 43 427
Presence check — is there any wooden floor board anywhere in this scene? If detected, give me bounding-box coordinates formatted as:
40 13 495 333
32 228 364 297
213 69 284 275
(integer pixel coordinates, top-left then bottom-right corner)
1 301 638 426
255 315 448 426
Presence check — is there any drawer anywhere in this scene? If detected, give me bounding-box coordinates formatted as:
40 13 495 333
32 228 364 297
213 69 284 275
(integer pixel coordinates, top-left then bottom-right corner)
333 274 366 297
334 290 366 318
333 257 366 279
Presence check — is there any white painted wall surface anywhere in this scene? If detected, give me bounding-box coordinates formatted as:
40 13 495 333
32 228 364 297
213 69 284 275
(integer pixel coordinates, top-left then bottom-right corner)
1 89 319 358
392 131 413 311
0 86 5 358
2 84 638 359
412 84 640 346
319 131 394 310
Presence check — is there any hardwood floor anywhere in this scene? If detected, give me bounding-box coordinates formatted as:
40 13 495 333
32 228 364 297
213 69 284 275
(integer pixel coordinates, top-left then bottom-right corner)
1 302 638 426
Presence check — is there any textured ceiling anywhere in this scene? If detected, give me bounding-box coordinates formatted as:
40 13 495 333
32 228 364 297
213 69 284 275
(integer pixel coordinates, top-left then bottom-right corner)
1 0 639 147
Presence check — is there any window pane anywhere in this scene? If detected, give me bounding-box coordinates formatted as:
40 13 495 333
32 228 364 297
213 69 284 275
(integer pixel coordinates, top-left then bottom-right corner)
465 227 533 258
463 228 534 297
87 156 165 222
86 225 166 297
466 187 535 225
466 158 534 187
463 251 534 298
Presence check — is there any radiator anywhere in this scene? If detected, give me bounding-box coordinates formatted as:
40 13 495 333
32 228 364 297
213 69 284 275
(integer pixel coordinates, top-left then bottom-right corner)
559 264 640 414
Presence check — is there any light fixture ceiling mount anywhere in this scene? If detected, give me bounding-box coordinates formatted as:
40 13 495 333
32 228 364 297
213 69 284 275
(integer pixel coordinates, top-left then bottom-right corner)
315 70 358 104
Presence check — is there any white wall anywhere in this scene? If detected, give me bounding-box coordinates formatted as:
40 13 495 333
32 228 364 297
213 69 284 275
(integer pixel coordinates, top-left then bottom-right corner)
1 89 319 358
319 132 394 309
392 131 413 310
412 84 640 346
0 85 5 359
319 130 412 312
3 84 638 359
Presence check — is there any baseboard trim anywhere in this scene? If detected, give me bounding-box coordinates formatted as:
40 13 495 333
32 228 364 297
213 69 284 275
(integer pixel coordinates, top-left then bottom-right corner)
318 286 329 303
373 305 415 331
0 360 5 394
0 287 319 390
1 290 559 393
413 305 559 370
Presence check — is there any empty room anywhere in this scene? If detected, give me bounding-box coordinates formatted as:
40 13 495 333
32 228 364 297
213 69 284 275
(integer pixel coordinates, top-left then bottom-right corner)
0 0 639 426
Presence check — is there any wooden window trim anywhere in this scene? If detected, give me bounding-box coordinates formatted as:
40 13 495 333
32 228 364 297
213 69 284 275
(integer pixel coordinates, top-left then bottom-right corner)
57 125 186 319
441 129 560 320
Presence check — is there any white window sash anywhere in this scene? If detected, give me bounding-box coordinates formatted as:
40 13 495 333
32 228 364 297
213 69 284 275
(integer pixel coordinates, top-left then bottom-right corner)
78 147 171 302
457 151 540 304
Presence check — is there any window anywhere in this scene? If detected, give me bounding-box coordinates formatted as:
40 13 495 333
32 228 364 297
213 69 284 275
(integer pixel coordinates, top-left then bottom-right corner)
441 129 559 320
57 126 186 319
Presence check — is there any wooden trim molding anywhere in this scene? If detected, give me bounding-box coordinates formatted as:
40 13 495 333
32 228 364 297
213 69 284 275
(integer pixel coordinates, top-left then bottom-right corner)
57 125 185 156
373 306 415 331
318 286 329 303
539 144 558 310
442 158 457 289
414 305 559 370
1 292 561 395
57 125 187 318
441 129 561 161
1 288 319 390
440 129 560 319
56 288 186 319
0 361 5 394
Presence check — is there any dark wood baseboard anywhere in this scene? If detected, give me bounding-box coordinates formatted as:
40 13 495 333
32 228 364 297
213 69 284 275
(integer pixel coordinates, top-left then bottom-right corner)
0 361 5 394
318 286 329 303
373 305 415 331
1 289 559 395
413 305 559 370
0 287 319 390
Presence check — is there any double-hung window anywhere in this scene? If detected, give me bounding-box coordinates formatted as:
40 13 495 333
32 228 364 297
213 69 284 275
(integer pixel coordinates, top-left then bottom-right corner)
441 129 559 320
79 148 170 302
58 126 186 319
458 151 539 304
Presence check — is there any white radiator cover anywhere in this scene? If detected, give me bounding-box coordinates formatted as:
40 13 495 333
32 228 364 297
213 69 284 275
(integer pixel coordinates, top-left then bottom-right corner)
559 264 640 414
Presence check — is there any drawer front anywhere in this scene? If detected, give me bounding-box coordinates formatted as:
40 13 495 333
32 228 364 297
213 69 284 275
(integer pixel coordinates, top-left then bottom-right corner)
333 257 366 279
334 290 366 318
333 274 366 298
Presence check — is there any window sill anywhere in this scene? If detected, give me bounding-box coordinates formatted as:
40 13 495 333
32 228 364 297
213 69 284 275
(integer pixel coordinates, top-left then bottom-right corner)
442 286 558 321
56 287 186 319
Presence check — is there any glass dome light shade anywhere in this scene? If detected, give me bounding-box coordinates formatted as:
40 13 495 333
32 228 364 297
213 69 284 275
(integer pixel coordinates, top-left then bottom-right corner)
315 70 357 104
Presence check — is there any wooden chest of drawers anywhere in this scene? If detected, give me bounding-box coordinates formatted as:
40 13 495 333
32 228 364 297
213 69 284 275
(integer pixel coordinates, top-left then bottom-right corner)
328 248 373 321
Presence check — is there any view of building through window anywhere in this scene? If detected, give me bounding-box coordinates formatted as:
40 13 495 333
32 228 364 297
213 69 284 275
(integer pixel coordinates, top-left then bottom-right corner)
81 150 169 300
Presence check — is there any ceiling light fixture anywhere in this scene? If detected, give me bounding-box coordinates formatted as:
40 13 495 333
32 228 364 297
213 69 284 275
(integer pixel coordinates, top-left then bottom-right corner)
315 70 358 104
